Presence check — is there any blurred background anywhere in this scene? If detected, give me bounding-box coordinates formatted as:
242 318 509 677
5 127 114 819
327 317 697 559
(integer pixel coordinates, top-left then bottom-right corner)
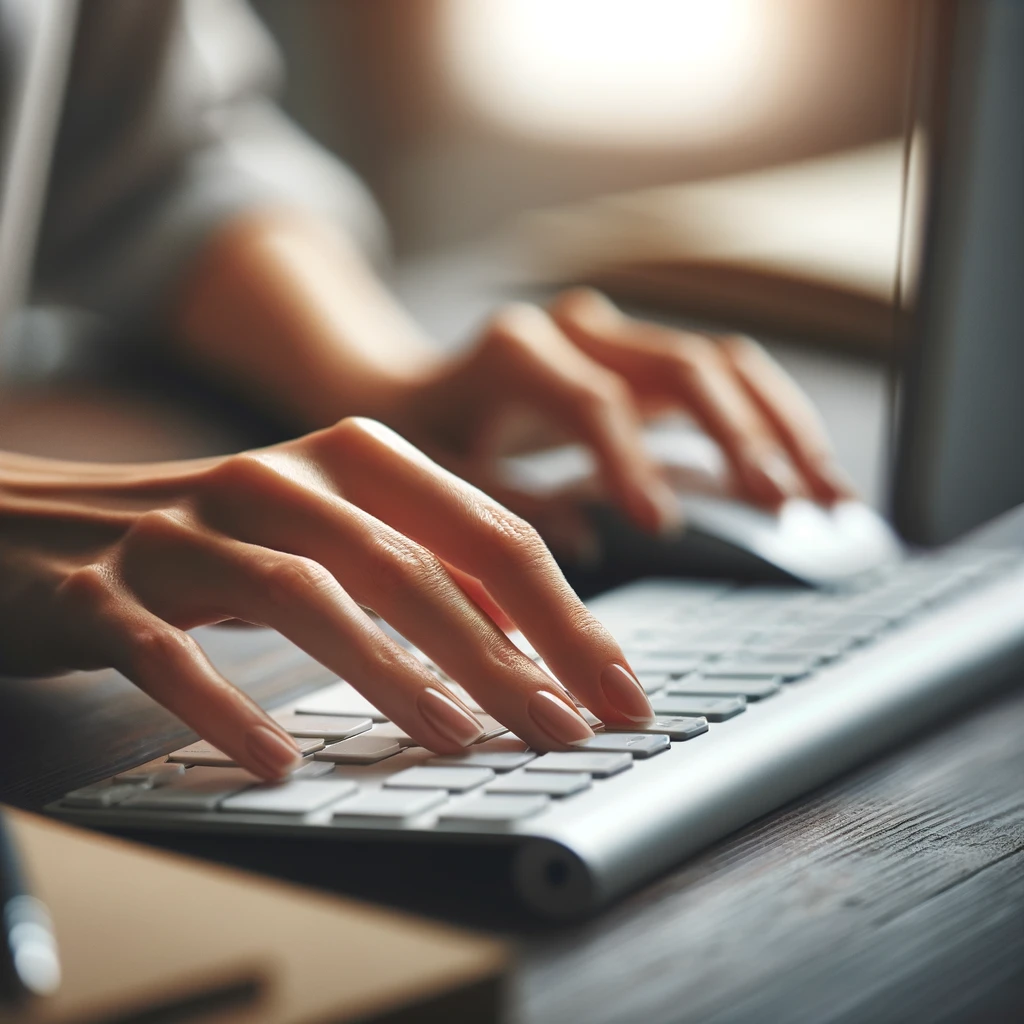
1 0 918 502
254 0 913 255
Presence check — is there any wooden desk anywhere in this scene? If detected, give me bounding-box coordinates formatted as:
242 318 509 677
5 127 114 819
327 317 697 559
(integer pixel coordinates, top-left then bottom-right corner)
1 273 1022 1022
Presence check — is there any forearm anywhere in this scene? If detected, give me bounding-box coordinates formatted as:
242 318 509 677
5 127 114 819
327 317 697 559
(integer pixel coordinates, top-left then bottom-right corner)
173 210 441 431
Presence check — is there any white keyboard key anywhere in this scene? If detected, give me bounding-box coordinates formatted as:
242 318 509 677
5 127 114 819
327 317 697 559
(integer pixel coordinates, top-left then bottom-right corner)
626 655 703 676
575 733 670 758
295 682 388 721
607 716 709 741
331 788 448 822
472 715 509 741
633 673 672 695
272 712 372 741
64 782 143 808
444 682 486 713
315 734 402 764
665 676 780 701
368 724 416 747
168 737 324 767
437 795 549 824
114 762 186 786
119 768 257 811
428 749 536 772
291 760 337 779
706 658 813 680
527 752 631 777
650 695 746 721
486 771 590 798
385 766 494 792
220 779 357 815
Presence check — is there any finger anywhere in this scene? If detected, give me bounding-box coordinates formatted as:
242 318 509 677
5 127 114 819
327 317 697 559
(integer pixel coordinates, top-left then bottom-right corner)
435 448 604 567
719 335 856 503
479 305 681 535
309 420 654 728
550 289 812 506
116 511 492 754
195 458 597 749
56 564 303 781
439 560 517 633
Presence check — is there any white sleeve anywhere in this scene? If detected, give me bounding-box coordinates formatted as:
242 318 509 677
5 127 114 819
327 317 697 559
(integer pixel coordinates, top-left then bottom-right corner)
32 0 388 331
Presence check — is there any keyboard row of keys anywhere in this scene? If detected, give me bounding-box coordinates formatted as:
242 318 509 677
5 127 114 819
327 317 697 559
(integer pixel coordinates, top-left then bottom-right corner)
61 706 709 824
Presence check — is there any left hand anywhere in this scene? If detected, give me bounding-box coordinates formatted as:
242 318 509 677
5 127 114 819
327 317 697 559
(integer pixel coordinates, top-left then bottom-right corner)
389 289 854 557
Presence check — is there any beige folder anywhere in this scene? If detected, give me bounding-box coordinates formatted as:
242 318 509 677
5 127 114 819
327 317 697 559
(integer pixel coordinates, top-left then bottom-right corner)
0 809 505 1023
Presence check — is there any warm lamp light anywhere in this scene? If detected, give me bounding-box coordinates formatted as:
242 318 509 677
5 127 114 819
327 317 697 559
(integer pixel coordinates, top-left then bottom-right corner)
442 0 778 145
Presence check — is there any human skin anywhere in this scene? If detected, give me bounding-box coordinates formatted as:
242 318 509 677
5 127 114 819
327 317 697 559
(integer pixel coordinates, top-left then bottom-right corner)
175 212 854 556
0 421 653 780
0 210 853 781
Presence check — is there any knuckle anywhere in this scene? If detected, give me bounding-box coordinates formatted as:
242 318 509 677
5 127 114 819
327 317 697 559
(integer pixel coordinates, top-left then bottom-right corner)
368 536 447 595
670 332 716 365
263 555 337 603
571 371 630 417
128 625 196 674
668 336 719 385
57 564 116 614
474 505 548 567
125 508 193 550
484 301 545 342
327 415 381 452
201 452 283 497
549 286 613 325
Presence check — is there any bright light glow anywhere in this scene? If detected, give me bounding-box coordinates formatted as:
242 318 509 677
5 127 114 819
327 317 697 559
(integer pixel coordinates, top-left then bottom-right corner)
442 0 775 145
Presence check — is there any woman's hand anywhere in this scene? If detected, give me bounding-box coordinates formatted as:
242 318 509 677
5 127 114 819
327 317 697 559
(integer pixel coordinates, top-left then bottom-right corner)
177 215 852 561
391 290 854 556
0 419 653 780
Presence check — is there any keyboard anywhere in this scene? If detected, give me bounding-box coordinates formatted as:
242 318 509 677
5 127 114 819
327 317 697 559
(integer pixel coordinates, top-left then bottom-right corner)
49 543 1024 919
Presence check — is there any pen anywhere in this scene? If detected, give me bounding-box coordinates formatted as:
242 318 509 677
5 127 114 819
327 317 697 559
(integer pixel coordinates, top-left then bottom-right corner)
0 809 61 1002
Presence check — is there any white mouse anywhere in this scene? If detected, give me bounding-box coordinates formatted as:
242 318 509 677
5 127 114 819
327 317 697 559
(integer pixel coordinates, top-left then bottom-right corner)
500 419 903 587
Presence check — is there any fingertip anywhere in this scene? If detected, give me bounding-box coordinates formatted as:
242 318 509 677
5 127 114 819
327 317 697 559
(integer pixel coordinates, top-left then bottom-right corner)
817 461 859 504
744 451 804 508
244 723 304 780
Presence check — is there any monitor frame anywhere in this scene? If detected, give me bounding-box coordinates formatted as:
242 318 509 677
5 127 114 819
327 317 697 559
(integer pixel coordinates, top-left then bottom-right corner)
891 0 1024 545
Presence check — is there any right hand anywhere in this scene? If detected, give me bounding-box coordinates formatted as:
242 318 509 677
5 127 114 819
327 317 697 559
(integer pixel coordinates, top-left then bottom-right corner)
0 418 653 780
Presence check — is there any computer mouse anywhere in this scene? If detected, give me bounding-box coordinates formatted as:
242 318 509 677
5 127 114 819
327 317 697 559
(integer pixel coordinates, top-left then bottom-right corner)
500 419 904 587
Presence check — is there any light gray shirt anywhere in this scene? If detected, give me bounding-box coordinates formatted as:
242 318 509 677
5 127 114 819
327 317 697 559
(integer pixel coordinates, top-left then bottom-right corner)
2 0 386 341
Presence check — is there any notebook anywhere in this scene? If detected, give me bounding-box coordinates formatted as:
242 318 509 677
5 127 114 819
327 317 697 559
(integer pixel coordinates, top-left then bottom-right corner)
0 808 505 1024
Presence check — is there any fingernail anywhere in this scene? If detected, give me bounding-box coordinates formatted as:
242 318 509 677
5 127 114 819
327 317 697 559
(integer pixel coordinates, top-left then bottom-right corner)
418 687 485 747
600 664 654 722
756 452 802 503
648 479 684 538
246 725 303 779
821 460 858 501
527 690 595 746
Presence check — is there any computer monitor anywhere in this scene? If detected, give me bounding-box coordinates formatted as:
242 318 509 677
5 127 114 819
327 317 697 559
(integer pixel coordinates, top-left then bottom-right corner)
892 0 1024 545
0 1 75 351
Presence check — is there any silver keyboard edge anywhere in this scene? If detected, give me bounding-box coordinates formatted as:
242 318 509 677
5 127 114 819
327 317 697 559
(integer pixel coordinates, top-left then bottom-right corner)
46 559 1024 919
517 561 1024 915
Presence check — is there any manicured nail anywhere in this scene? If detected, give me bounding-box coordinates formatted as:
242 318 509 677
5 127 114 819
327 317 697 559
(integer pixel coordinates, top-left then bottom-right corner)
600 664 654 721
648 478 684 538
755 452 802 503
527 691 595 746
418 687 485 747
821 460 857 501
246 725 303 779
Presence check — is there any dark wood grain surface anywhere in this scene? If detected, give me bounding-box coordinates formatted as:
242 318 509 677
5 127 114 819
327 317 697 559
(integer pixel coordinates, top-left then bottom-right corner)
511 685 1024 1024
